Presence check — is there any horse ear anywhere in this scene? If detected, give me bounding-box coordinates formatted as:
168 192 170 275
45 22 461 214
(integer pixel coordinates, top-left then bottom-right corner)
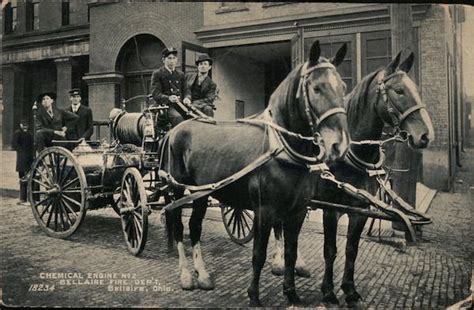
308 40 321 67
398 52 415 73
331 43 347 67
386 51 402 74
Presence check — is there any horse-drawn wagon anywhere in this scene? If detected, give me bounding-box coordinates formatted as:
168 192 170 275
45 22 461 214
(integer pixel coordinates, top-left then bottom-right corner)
27 41 434 306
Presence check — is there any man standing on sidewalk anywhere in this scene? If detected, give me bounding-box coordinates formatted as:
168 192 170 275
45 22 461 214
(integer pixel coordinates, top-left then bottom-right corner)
11 119 34 205
66 88 94 141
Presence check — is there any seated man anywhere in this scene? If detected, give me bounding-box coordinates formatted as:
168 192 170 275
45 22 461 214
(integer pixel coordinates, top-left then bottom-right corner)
35 92 79 151
150 47 191 126
186 53 217 117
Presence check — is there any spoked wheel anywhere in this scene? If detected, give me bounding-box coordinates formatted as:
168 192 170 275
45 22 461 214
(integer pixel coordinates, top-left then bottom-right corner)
28 147 88 238
221 204 254 245
120 168 148 256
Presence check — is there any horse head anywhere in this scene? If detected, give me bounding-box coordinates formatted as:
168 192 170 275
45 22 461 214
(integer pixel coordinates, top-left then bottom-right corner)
272 40 349 163
374 51 434 148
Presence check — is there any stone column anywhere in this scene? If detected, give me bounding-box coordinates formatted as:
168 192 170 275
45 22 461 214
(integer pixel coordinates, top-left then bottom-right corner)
1 64 24 150
83 72 123 140
55 57 73 109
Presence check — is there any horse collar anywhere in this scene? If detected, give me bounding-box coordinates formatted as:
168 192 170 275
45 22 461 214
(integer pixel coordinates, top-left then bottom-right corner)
346 145 386 173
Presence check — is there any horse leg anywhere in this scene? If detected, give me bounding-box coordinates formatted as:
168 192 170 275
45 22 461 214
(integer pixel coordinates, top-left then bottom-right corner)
321 210 339 304
341 214 368 304
271 221 285 276
165 208 174 253
282 209 306 306
170 207 194 290
189 197 213 290
247 210 273 307
272 220 311 278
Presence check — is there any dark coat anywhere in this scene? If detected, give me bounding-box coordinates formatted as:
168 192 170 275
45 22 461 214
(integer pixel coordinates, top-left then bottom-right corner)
12 129 34 173
186 73 217 107
35 105 79 134
150 67 191 106
66 105 94 140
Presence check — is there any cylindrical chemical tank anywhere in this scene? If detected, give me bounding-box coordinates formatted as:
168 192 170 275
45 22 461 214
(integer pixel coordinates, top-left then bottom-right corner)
112 113 147 146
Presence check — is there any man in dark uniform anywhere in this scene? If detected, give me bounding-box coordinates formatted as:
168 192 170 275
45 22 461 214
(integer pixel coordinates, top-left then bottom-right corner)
150 47 191 126
66 88 94 141
35 92 79 151
186 53 217 117
12 119 34 205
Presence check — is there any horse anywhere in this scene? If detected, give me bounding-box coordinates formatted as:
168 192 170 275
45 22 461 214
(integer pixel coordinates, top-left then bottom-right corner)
271 51 435 305
159 40 350 306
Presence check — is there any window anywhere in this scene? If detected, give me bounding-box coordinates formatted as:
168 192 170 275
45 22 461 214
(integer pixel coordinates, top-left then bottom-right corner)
216 2 249 14
361 31 392 77
304 34 356 92
26 0 40 31
3 0 18 34
62 0 70 26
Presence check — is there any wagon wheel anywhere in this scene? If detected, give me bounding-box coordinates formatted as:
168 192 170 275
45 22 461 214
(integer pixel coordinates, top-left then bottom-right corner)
120 168 148 256
221 204 254 245
28 147 88 238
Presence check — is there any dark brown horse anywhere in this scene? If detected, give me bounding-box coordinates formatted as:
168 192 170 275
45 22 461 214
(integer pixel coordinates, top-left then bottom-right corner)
272 51 434 305
159 41 350 306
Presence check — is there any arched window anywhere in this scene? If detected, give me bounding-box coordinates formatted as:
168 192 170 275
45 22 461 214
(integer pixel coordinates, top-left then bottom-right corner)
116 34 165 110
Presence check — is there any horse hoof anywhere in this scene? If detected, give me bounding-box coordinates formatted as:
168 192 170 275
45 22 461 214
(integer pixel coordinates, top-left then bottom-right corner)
345 291 362 304
271 266 285 276
322 292 339 304
285 290 301 305
197 276 214 290
295 266 311 278
249 299 262 307
180 271 194 291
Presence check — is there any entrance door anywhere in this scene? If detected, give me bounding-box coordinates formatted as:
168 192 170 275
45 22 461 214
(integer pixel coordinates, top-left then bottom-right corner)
291 27 304 69
182 41 210 75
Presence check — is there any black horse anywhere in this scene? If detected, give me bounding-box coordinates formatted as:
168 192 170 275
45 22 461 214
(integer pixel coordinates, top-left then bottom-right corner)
272 51 434 305
159 41 350 306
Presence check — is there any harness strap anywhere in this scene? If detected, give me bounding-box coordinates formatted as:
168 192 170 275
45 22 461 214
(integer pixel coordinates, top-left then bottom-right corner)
237 117 315 141
346 147 386 172
398 104 425 125
160 147 283 212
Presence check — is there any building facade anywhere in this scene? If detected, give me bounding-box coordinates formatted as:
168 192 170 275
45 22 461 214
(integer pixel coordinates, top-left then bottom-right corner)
1 1 469 190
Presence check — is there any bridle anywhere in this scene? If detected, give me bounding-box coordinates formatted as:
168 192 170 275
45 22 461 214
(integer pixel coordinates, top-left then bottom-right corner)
376 71 426 133
297 62 347 137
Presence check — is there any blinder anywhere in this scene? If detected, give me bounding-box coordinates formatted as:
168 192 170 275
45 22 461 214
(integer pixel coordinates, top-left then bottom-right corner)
376 72 425 132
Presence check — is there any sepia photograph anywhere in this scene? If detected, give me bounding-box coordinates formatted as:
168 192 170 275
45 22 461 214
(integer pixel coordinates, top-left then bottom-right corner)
1 1 473 308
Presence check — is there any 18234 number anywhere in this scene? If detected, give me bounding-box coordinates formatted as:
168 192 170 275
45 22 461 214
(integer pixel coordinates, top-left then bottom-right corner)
28 284 55 292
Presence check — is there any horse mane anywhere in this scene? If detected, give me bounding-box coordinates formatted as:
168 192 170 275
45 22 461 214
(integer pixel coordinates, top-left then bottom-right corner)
345 68 383 130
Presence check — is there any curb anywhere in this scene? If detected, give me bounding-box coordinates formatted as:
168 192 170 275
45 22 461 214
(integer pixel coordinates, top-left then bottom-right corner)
1 188 19 198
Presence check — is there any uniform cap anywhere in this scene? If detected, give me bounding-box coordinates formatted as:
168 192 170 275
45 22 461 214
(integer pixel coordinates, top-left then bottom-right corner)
162 47 178 58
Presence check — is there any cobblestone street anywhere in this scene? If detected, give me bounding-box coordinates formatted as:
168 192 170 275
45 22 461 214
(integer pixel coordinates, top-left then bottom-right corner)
1 144 472 309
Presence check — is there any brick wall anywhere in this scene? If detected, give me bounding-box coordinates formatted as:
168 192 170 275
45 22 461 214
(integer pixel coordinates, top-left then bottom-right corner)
89 2 203 74
204 2 369 26
419 4 448 149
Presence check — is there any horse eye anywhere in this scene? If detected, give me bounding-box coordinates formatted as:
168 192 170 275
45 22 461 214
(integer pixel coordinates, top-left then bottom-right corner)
394 88 404 95
314 87 321 94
